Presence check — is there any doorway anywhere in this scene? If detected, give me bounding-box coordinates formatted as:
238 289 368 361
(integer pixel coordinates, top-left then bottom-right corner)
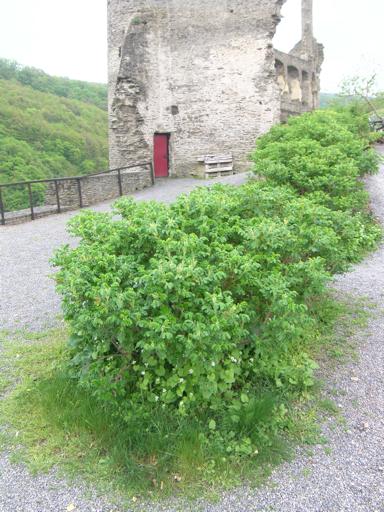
153 133 170 178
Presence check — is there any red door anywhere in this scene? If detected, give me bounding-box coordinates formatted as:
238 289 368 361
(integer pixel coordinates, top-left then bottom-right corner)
153 134 169 178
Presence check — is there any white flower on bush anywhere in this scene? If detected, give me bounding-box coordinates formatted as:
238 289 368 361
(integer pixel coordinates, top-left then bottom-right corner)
211 362 216 367
230 356 238 363
179 378 185 383
141 371 145 376
188 369 194 374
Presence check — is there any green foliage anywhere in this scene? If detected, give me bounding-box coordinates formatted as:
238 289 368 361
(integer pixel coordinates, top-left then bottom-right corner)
0 72 108 210
319 93 338 108
324 74 384 138
0 59 107 110
253 110 379 210
53 109 380 472
339 74 384 122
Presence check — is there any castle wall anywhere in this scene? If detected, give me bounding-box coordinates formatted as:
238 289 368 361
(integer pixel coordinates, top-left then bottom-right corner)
108 0 286 176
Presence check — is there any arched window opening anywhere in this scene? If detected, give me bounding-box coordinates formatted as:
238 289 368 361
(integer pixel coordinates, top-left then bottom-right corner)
287 65 302 101
311 72 318 108
275 60 288 96
301 70 310 106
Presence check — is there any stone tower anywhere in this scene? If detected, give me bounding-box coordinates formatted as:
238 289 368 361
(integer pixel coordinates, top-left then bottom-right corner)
108 0 323 178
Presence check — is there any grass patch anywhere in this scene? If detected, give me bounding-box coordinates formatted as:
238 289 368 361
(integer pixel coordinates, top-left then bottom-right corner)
0 330 293 501
312 293 374 364
0 292 370 502
0 374 11 395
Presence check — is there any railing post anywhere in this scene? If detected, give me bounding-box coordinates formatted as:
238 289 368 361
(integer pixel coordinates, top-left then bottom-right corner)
27 182 35 221
0 187 5 225
117 169 123 196
77 178 83 208
150 162 155 185
54 180 61 214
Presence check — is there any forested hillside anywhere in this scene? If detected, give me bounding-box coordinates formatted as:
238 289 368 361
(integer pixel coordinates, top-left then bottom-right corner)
320 92 337 108
0 61 108 210
0 59 108 110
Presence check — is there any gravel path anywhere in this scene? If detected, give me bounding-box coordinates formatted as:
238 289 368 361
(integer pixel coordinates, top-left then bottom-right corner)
1 163 384 511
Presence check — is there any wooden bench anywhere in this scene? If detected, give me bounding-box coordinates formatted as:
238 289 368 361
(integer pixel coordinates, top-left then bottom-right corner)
197 154 235 179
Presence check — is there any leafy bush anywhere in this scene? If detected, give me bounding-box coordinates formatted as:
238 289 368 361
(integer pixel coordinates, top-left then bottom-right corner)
53 109 380 459
253 110 380 212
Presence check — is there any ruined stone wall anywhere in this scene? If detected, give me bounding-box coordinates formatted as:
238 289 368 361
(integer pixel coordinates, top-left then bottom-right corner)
274 49 317 121
108 0 286 176
274 0 323 121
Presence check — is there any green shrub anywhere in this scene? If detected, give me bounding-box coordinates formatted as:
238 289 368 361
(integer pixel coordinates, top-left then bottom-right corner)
253 110 380 212
53 109 381 459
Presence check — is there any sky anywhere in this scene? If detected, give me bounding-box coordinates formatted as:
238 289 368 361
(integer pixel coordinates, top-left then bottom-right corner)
0 0 383 93
274 0 384 93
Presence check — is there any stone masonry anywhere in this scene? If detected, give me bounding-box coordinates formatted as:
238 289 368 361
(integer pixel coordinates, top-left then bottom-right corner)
44 167 152 209
108 0 323 177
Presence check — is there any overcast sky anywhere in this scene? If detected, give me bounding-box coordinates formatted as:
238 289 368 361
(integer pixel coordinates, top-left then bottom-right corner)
0 0 383 93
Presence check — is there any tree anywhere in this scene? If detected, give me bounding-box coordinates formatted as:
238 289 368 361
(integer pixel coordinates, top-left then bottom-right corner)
340 74 383 118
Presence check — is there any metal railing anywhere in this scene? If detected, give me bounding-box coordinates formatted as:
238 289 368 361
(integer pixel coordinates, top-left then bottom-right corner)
0 161 154 225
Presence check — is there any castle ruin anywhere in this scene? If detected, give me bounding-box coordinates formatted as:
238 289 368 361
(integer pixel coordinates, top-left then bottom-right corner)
108 0 323 178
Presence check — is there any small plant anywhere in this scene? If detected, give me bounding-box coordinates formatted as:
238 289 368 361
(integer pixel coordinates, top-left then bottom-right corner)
132 17 143 25
340 74 382 119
